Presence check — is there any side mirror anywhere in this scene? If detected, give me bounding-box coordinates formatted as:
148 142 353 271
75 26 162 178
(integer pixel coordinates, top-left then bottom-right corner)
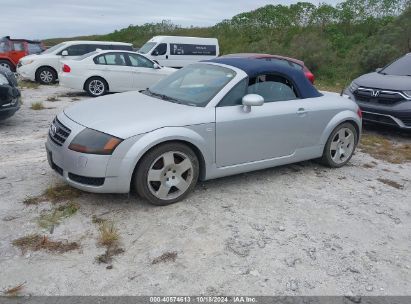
153 63 160 69
61 50 68 56
242 94 264 111
376 68 382 73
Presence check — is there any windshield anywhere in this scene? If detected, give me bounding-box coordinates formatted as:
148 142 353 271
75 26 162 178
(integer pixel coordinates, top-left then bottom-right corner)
42 42 66 54
380 55 411 76
148 64 236 107
138 42 156 54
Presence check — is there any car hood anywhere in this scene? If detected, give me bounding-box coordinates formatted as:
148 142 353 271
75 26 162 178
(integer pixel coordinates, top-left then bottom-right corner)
354 72 411 91
21 53 56 62
63 91 214 138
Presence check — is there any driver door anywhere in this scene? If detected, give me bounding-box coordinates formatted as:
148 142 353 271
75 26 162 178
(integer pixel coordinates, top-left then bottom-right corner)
215 75 310 167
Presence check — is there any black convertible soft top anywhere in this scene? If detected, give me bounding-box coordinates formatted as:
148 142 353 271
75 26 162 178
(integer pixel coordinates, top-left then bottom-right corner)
205 57 322 99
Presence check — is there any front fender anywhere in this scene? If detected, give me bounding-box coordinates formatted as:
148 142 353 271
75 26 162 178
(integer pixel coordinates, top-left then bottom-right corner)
106 124 215 192
320 110 362 145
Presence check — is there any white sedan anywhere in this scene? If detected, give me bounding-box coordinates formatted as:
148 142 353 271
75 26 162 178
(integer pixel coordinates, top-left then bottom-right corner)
59 50 176 97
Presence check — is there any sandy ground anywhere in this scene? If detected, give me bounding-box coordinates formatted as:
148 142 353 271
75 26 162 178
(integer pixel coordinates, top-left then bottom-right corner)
0 84 410 296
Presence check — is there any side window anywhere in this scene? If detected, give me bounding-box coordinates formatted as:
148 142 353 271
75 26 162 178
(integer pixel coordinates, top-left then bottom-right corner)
127 54 154 68
218 79 248 107
151 43 167 56
94 55 106 65
13 42 24 51
103 53 127 66
62 44 91 56
248 74 298 102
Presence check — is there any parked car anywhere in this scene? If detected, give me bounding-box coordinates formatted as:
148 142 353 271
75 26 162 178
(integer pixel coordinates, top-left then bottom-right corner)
59 50 176 97
138 36 219 68
221 53 315 84
345 53 411 130
17 41 133 85
46 57 361 205
0 36 45 71
0 66 21 121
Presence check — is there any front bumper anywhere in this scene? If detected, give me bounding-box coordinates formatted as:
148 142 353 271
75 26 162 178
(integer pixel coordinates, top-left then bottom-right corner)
346 90 411 129
0 98 21 120
45 114 131 193
16 64 36 82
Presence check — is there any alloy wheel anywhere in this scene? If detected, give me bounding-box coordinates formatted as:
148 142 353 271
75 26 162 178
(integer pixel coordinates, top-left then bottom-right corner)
147 151 194 201
40 70 53 83
89 79 105 96
330 127 355 164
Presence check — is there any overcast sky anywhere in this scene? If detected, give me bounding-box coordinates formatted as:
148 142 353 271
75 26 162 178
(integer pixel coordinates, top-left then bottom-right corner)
1 0 340 40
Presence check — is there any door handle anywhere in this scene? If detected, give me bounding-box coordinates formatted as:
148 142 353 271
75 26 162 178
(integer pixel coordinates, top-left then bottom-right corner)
296 108 308 115
166 55 169 59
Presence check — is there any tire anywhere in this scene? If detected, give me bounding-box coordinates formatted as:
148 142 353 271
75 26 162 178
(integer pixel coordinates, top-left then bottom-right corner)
0 60 14 71
36 67 57 84
85 77 108 97
321 122 358 168
134 143 199 206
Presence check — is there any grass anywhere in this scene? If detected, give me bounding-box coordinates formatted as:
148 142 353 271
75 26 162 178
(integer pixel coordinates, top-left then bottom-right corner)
359 134 411 164
12 234 79 254
94 219 124 264
23 184 82 205
152 251 178 264
46 96 60 102
314 81 344 93
30 101 45 110
37 202 79 231
3 283 25 297
98 221 119 247
18 80 40 89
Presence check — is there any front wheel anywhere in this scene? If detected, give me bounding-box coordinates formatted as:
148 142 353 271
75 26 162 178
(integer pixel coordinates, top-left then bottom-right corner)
85 77 108 97
134 143 199 206
321 122 358 168
36 67 57 84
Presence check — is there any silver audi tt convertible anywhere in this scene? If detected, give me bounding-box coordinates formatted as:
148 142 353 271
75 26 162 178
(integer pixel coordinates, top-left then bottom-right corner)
46 58 362 205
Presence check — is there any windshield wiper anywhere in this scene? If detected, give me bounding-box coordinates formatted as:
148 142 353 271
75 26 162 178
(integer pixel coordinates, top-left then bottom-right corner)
145 88 189 105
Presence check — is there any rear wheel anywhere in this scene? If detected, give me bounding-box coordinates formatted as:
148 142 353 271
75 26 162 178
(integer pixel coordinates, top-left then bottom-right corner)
321 122 358 168
134 143 199 206
36 67 57 84
0 60 13 71
85 77 108 97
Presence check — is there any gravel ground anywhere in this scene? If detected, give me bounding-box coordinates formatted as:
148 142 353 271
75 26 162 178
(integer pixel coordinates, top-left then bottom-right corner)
0 84 410 296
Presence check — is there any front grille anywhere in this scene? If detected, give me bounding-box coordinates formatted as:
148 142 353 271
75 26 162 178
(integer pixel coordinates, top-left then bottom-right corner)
48 117 71 146
354 88 406 105
362 112 398 126
68 173 105 186
396 114 411 127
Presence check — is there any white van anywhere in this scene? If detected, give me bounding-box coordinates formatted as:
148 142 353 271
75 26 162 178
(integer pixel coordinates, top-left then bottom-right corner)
17 41 133 84
138 36 219 68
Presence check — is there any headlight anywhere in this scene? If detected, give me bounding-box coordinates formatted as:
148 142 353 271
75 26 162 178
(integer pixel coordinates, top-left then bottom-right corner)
20 59 34 66
0 74 9 85
349 81 359 93
403 91 411 98
68 128 122 155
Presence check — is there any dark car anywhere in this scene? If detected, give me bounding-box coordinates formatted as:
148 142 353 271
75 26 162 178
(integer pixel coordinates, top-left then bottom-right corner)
221 53 315 84
0 66 21 121
345 53 411 130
